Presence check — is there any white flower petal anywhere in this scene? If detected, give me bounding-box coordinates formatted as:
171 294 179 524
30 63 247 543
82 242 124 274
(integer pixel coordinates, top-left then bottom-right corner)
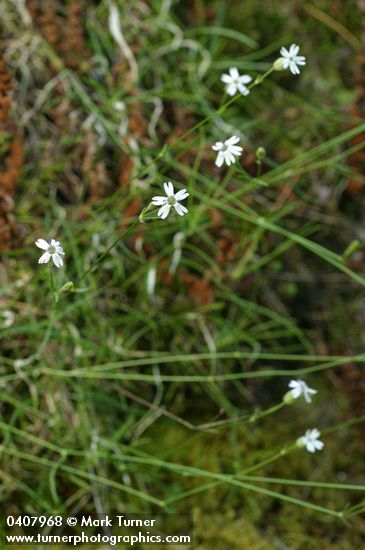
300 428 324 453
213 136 243 167
158 204 171 219
152 196 167 206
226 135 240 145
38 252 51 264
290 62 300 75
174 189 189 201
288 381 302 399
221 73 232 84
239 86 250 96
164 181 174 197
290 44 299 56
296 56 306 65
279 44 305 76
161 205 171 220
229 67 239 79
226 82 237 96
35 239 49 250
174 203 188 216
289 380 317 403
241 75 252 84
152 182 189 221
215 152 224 167
52 253 63 268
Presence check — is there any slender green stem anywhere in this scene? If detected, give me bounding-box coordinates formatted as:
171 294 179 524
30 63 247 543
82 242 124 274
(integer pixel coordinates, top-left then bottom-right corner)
246 402 286 424
93 65 277 217
196 401 286 430
121 453 341 517
164 66 275 155
78 218 140 282
77 66 285 286
48 264 60 304
256 160 262 177
49 264 56 294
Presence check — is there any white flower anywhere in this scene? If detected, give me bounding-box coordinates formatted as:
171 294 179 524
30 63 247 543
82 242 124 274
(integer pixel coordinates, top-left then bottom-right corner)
151 182 189 220
279 44 306 75
221 68 252 96
35 239 65 268
298 429 324 453
288 379 317 403
212 136 243 167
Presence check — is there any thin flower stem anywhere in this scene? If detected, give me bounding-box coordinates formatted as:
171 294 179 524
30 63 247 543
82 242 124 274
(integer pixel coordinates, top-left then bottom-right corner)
175 400 286 431
38 307 58 356
49 265 56 293
247 401 286 423
252 66 275 86
48 264 59 304
256 160 262 177
78 218 140 282
162 414 365 508
168 66 275 154
39 270 59 359
216 165 235 193
90 65 277 219
76 65 275 282
35 356 360 382
322 412 365 435
169 94 240 150
232 163 268 188
133 449 341 517
237 474 365 492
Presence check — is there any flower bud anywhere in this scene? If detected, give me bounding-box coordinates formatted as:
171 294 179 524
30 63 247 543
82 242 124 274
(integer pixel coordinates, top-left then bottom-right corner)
283 390 296 405
273 57 286 71
139 204 153 223
60 281 74 293
256 147 266 161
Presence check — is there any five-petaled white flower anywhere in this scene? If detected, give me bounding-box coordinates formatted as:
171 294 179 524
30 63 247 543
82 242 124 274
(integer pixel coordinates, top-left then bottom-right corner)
152 182 189 220
288 379 317 403
221 68 252 97
212 136 243 167
298 429 324 453
35 239 65 268
279 44 306 75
